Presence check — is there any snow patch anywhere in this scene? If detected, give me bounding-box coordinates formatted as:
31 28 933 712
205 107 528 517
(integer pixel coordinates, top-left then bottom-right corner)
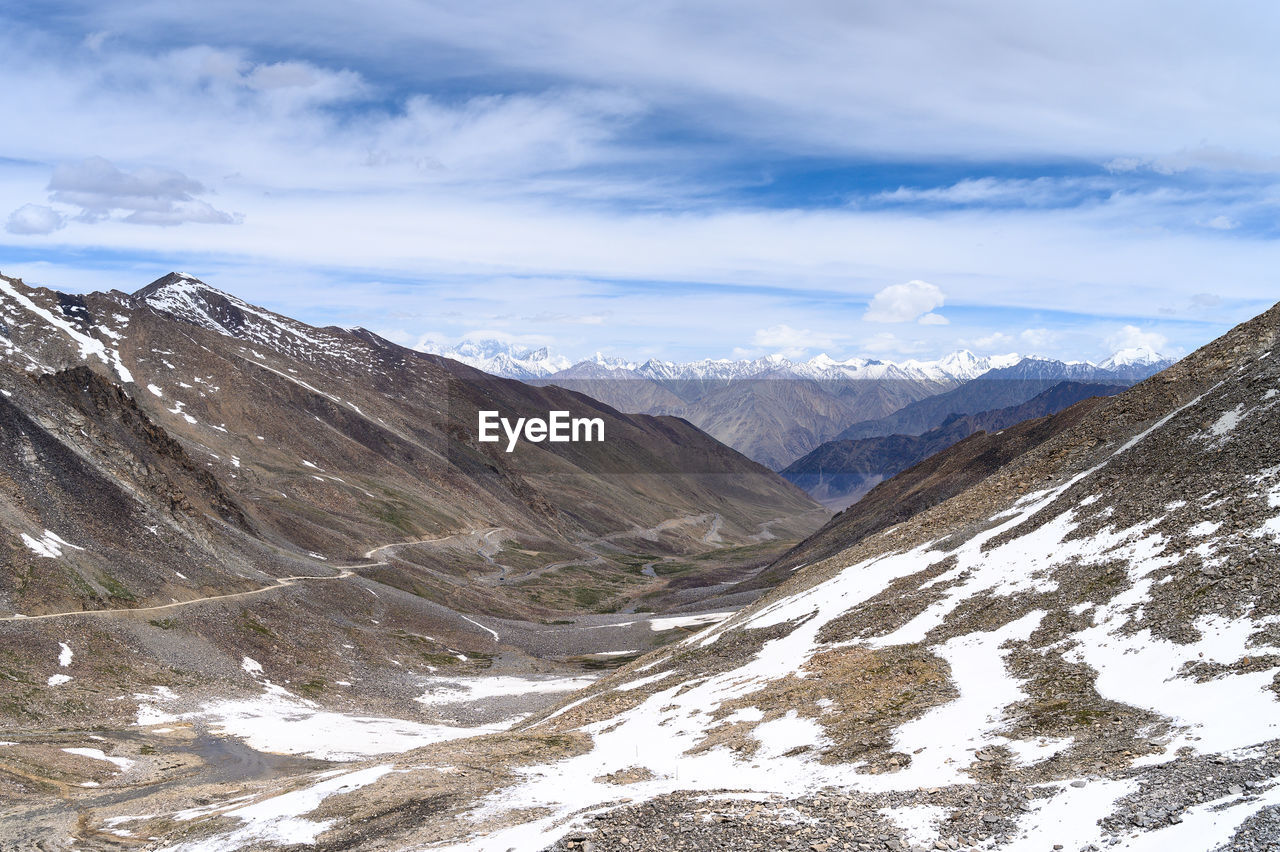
21 530 84 558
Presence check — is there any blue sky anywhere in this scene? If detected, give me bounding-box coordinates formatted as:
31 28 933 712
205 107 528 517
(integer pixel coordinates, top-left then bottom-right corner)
1 1 1277 364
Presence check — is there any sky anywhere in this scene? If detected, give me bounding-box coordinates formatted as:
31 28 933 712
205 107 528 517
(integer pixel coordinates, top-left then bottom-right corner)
1 1 1277 365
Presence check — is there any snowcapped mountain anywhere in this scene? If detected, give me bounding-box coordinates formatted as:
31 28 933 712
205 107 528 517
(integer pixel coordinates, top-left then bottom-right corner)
531 348 1169 470
428 339 571 379
1100 345 1164 369
580 349 1027 385
425 338 1166 390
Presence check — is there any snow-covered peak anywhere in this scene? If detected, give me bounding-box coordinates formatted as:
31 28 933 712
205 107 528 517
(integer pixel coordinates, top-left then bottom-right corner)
427 339 572 379
415 337 1154 386
589 352 638 371
134 272 238 316
134 272 364 368
1101 346 1166 370
987 353 1024 370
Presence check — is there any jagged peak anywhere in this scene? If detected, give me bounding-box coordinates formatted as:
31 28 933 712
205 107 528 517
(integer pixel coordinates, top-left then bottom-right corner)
134 271 234 302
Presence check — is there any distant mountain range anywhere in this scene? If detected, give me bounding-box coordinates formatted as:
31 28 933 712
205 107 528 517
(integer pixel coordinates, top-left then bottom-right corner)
432 341 1023 384
781 380 1129 509
426 340 1173 470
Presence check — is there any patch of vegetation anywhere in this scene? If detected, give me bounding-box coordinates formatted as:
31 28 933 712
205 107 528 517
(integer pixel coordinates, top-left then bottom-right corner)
419 653 462 666
296 679 326 697
98 572 136 602
139 744 156 755
238 613 278 638
0 666 36 685
149 618 179 630
60 565 96 598
572 587 606 608
0 688 41 720
368 499 420 536
653 560 699 577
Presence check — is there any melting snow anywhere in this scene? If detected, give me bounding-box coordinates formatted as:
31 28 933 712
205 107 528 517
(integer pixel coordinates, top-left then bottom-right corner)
878 805 949 848
1209 404 1247 438
21 530 84 558
417 675 597 706
137 682 513 762
157 765 394 852
648 612 733 632
62 747 134 771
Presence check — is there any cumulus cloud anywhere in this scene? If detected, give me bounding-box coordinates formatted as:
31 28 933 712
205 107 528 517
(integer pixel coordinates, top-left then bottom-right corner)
1107 324 1168 354
752 323 844 358
1203 215 1238 230
864 280 946 324
5 204 66 235
1018 328 1059 349
974 331 1016 350
46 157 239 226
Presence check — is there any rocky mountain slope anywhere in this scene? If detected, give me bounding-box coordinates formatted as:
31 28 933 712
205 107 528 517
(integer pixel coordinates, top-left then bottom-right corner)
111 299 1280 852
766 389 1119 582
0 271 822 620
783 381 1128 509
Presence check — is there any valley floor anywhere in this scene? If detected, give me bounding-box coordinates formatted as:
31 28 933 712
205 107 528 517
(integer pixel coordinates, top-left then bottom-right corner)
0 514 797 851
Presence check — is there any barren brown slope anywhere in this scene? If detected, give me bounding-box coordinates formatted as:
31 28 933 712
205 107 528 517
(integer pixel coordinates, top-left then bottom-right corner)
127 300 1280 852
0 271 823 621
754 391 1113 587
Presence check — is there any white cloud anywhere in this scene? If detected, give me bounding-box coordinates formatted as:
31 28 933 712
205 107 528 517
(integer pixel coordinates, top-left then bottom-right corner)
1107 147 1280 176
1107 324 1168 354
917 312 949 325
752 323 844 358
1018 328 1058 349
974 331 1016 350
1204 215 1238 230
864 280 946 324
874 176 1091 208
5 204 66 235
41 157 240 227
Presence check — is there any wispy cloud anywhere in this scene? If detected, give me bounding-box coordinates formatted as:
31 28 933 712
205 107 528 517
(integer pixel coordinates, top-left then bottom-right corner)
0 3 1276 363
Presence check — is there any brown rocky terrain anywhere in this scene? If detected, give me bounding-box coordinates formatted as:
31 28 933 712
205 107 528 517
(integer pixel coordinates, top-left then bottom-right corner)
3 269 1276 852
68 299 1278 852
0 270 825 849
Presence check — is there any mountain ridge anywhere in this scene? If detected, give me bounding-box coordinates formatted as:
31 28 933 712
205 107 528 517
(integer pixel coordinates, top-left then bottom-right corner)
782 380 1130 509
